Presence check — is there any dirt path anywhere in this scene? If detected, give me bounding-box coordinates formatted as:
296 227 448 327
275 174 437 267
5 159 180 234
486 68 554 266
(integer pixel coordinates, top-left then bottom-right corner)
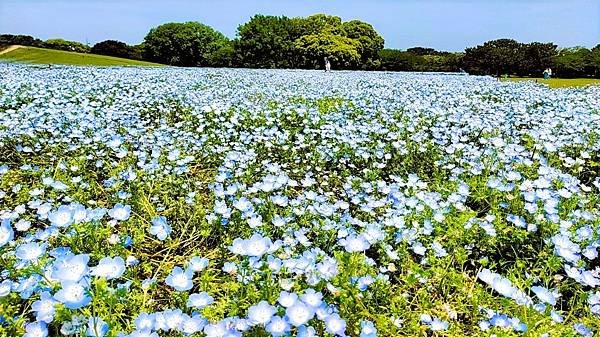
0 45 23 55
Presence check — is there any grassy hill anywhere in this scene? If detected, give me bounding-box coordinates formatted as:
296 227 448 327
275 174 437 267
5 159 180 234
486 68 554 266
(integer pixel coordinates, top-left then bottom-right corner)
0 46 163 67
502 77 600 88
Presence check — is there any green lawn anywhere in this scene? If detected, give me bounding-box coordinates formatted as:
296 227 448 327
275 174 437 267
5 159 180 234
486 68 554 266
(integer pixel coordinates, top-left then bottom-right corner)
503 77 600 88
0 46 163 67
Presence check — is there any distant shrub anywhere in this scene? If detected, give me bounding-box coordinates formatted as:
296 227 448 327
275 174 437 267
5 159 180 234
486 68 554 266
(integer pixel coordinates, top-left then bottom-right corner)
0 34 44 47
45 38 90 53
91 40 135 59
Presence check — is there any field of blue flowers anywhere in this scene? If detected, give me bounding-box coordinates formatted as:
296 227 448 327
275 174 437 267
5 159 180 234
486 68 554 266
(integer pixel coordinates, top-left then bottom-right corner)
0 64 599 337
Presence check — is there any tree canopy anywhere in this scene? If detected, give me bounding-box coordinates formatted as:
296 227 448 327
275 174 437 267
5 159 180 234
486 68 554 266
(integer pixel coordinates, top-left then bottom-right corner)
234 15 303 68
295 33 361 69
233 14 384 70
342 20 384 68
91 40 135 59
142 21 229 66
44 38 90 53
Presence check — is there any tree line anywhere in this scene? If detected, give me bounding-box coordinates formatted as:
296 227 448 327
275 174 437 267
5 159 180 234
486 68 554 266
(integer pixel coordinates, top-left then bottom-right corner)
0 34 144 60
2 14 598 78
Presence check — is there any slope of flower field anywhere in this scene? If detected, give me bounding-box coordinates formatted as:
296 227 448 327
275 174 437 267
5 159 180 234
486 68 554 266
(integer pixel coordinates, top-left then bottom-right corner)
0 64 599 337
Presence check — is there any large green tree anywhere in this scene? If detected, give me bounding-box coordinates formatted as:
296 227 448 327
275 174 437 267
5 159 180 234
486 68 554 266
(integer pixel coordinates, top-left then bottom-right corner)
0 34 44 48
143 21 229 66
463 38 522 75
91 40 133 59
516 42 557 76
342 20 384 68
590 44 600 78
234 15 304 68
553 47 593 78
234 14 384 70
300 14 344 35
294 33 361 69
379 49 424 71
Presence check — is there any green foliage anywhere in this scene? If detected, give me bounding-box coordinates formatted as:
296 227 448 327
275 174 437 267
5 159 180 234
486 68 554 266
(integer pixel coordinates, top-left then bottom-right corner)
0 34 45 48
204 39 235 67
460 39 595 78
379 49 424 71
463 39 522 76
234 15 303 68
44 38 90 53
294 33 361 69
553 47 595 78
143 21 229 66
301 14 344 35
234 14 384 70
342 20 384 67
517 42 557 76
379 48 463 72
91 40 138 60
406 47 443 56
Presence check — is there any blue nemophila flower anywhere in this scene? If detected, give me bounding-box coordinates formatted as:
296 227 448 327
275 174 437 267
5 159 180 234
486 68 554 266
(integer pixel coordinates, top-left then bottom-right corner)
108 204 131 221
229 233 273 257
31 291 58 323
531 286 560 306
15 274 42 299
589 292 600 315
565 264 600 287
51 253 89 282
551 310 564 323
479 309 527 332
134 312 155 331
324 313 347 336
0 219 13 247
187 292 214 309
203 320 240 337
86 317 109 337
15 242 46 261
233 197 253 213
247 300 276 326
355 276 375 291
165 266 193 291
420 314 449 331
188 256 209 272
297 325 318 337
53 281 92 309
0 279 12 297
478 269 532 305
286 301 315 326
360 320 377 337
48 205 74 228
141 278 157 289
122 235 133 248
180 314 208 335
91 256 125 280
339 234 370 253
23 321 48 337
278 291 298 307
573 323 593 337
149 216 171 241
266 316 290 337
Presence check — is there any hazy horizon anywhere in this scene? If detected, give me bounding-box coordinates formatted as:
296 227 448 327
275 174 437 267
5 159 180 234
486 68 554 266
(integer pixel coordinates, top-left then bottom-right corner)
1 0 598 51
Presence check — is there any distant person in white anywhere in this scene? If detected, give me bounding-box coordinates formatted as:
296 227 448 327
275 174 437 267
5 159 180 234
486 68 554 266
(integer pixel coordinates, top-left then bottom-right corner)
324 57 331 72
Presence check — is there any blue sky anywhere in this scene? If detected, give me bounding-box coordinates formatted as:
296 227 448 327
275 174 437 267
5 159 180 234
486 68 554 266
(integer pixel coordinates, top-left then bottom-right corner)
1 0 598 51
